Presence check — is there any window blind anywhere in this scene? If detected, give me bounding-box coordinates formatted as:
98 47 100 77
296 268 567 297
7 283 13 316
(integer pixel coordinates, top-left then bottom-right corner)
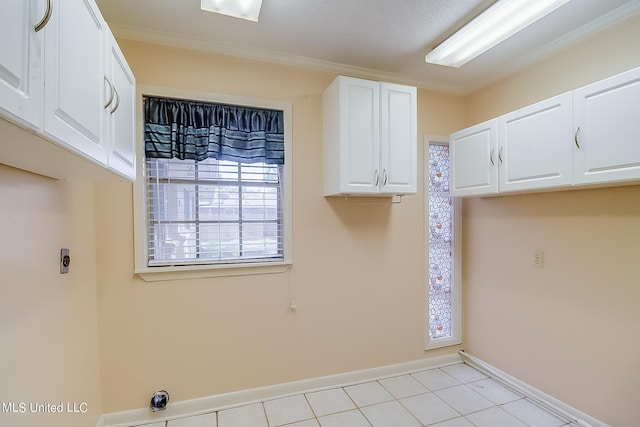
146 157 284 266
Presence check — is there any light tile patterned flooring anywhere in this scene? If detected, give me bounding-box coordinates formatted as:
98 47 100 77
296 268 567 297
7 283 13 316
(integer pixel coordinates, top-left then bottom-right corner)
137 364 580 427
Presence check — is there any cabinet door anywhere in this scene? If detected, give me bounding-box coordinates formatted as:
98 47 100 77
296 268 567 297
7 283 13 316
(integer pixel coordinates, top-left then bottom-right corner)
43 0 106 164
450 119 498 197
574 67 640 185
499 92 573 193
339 76 380 194
380 82 417 195
0 0 44 128
104 34 136 180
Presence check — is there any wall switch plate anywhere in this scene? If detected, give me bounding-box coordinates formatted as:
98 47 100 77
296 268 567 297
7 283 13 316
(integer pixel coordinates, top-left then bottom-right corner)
533 250 544 268
60 248 70 274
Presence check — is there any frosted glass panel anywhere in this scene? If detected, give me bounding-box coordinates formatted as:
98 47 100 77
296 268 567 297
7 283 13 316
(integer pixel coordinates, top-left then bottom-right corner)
428 144 452 339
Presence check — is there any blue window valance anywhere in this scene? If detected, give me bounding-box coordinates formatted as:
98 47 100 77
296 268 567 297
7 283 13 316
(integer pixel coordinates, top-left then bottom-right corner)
144 96 285 165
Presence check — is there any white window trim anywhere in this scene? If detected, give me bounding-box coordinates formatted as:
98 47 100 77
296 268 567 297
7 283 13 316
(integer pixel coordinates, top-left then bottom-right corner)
424 135 462 350
133 85 293 281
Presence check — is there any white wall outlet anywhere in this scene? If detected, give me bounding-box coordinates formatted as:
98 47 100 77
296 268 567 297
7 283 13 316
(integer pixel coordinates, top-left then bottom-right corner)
533 250 544 268
60 248 70 274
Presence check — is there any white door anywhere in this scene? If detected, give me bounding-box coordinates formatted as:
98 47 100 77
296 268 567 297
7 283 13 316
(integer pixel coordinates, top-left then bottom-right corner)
450 119 499 197
574 67 640 185
105 34 136 180
0 0 45 128
43 0 106 164
380 82 417 195
499 92 573 193
340 77 380 194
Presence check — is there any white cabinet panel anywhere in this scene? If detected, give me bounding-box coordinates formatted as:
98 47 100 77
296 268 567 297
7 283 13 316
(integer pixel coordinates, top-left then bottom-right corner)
380 82 417 194
0 0 44 128
43 0 106 164
574 67 640 185
343 78 380 193
104 33 136 179
450 119 498 197
499 92 573 193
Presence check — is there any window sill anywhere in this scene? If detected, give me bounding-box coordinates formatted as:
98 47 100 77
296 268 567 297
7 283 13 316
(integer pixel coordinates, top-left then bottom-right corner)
424 337 463 351
135 261 292 282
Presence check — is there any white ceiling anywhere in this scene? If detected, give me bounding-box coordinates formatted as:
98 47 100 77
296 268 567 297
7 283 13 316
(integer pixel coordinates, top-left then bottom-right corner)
95 0 640 94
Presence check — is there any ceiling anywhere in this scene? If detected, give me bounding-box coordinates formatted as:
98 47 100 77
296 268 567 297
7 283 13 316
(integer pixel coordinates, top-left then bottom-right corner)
96 0 640 94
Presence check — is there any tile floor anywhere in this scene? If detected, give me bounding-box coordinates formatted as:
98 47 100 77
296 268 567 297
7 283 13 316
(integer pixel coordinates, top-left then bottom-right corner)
136 364 580 427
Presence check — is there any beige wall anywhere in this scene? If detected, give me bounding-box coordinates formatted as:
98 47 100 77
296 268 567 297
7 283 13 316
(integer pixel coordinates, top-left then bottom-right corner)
0 164 103 427
463 15 640 427
95 40 466 412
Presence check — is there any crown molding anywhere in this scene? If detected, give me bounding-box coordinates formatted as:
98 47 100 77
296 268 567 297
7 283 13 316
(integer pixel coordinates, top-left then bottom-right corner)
109 24 468 95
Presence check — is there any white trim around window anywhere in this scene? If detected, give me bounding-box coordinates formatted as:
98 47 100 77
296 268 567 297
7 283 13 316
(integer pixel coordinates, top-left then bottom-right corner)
424 135 462 350
133 85 293 281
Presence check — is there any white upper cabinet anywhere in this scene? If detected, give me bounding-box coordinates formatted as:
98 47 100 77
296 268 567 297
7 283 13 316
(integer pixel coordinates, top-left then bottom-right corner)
0 0 136 181
323 76 417 196
0 0 45 128
43 0 106 164
451 94 572 197
498 92 573 193
104 32 136 180
573 67 640 185
450 119 498 197
450 66 640 197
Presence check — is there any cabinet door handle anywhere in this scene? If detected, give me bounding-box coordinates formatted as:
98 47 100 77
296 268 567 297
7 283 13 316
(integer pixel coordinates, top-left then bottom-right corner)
498 146 504 163
490 148 495 166
374 169 379 186
574 126 581 148
34 0 53 32
382 169 388 186
104 77 114 109
110 87 120 114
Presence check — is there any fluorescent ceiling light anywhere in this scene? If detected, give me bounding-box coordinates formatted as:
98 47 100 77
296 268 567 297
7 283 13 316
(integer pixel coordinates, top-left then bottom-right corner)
201 0 263 22
426 0 571 68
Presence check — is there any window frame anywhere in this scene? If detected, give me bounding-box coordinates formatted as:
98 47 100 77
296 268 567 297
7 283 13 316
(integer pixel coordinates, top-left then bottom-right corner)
424 135 462 350
133 85 293 281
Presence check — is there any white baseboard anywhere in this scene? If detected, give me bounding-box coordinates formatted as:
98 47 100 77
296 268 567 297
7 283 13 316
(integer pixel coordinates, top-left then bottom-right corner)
459 351 609 427
100 353 462 427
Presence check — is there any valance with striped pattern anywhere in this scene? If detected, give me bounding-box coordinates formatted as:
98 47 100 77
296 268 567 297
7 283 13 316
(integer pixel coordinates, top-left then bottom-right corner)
144 96 285 165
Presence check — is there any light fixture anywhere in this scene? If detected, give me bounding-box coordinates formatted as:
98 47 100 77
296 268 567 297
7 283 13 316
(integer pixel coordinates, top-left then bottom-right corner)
426 0 571 68
201 0 263 22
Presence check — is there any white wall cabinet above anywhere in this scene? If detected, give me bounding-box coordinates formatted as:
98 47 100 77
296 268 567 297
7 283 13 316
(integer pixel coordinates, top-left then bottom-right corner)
0 0 136 181
498 92 573 193
0 0 44 130
450 66 640 197
43 0 106 165
104 32 136 180
323 75 417 196
573 67 640 185
450 119 499 197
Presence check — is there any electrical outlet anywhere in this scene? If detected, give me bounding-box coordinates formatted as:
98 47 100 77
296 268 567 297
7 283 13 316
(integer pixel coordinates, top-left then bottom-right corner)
60 248 70 274
533 250 544 268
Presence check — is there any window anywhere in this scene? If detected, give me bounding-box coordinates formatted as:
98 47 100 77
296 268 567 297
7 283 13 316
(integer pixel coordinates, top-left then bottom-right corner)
146 158 283 265
425 137 461 349
134 90 292 280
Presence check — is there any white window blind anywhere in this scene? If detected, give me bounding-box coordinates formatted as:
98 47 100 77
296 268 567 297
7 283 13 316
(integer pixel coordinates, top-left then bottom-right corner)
146 157 284 266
